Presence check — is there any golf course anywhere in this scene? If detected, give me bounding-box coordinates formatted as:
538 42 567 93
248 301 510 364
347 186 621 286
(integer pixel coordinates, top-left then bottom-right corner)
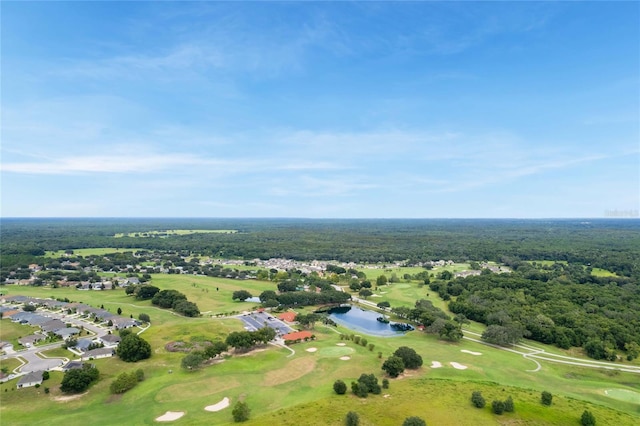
1 271 639 425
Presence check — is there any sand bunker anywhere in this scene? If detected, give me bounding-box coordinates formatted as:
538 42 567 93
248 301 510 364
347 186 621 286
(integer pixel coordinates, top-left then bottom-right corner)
450 362 468 370
306 347 318 352
430 361 442 368
336 343 346 346
205 397 230 412
339 356 351 360
461 350 482 356
156 411 185 421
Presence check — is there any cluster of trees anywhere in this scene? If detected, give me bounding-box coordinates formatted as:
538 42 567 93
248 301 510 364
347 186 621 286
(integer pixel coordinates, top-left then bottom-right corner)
338 333 375 351
350 374 383 398
445 273 640 359
151 289 200 317
470 391 513 414
382 347 423 378
225 328 276 351
181 341 228 370
392 299 463 342
60 364 99 393
3 219 638 282
116 331 152 362
110 369 144 394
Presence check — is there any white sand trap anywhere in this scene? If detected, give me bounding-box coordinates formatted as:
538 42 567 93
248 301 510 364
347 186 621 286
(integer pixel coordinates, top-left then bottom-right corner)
306 347 318 353
339 356 351 360
205 397 230 412
336 343 346 346
430 361 442 368
461 350 482 356
450 362 468 370
156 411 185 421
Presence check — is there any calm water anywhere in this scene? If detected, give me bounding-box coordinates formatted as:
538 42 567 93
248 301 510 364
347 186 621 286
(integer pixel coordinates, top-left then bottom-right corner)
328 306 404 337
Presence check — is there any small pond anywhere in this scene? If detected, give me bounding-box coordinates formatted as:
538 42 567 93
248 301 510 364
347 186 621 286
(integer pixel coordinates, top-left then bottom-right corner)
327 306 411 337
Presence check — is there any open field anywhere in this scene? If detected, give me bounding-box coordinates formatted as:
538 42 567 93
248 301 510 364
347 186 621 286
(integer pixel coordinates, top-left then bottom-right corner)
114 229 237 237
591 267 618 277
1 275 639 425
46 248 145 257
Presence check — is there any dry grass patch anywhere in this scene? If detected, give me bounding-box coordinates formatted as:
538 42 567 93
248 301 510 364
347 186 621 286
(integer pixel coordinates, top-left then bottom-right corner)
263 356 317 387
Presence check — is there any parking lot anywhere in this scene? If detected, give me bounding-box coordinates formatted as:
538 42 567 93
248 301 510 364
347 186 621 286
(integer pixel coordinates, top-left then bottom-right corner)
239 311 294 337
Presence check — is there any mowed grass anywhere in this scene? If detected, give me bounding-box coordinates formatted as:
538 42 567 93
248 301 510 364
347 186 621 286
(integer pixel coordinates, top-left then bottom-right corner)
0 320 40 348
1 276 639 425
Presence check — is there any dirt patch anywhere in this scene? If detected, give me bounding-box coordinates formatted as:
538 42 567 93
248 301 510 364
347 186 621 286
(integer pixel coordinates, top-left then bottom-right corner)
156 411 185 422
205 397 230 412
263 356 317 386
54 392 88 402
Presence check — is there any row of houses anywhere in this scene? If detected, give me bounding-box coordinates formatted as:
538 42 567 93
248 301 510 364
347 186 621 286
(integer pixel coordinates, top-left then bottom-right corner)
1 295 140 330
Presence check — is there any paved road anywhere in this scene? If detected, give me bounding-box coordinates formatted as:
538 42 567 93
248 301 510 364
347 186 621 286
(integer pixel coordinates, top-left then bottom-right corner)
1 308 111 374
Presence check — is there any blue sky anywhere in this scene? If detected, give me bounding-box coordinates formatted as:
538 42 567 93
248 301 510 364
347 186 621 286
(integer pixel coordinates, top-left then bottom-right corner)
2 1 638 218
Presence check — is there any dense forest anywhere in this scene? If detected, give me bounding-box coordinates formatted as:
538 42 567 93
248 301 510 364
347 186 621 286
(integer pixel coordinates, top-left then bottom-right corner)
2 218 639 279
1 218 639 360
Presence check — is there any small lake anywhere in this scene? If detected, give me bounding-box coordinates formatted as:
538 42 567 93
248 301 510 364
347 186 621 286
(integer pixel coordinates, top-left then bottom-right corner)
328 306 406 337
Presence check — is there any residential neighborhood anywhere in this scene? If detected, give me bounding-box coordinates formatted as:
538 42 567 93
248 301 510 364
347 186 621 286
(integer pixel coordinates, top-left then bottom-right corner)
0 295 145 387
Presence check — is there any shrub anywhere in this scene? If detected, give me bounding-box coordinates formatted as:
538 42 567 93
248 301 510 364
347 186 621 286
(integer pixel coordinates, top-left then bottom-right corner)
232 401 250 422
503 396 514 412
402 417 426 426
471 391 486 408
345 411 359 426
492 400 505 415
333 379 347 395
541 391 553 406
581 410 596 426
382 378 389 389
110 371 139 394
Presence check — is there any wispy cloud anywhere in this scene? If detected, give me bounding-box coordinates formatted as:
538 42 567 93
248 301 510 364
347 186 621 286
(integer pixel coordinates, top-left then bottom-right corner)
0 153 217 175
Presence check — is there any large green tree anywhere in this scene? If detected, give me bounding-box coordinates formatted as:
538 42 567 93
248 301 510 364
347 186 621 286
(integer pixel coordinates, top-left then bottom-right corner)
393 346 423 369
60 365 99 393
382 355 405 378
117 333 152 362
